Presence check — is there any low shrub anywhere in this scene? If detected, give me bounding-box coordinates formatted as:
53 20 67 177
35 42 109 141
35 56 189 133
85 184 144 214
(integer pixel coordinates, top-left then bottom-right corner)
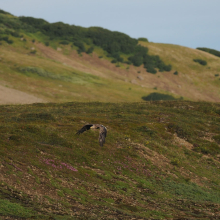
10 32 21 38
74 41 86 53
86 46 94 54
197 47 220 58
0 36 13 44
142 93 176 101
59 40 69 45
0 9 11 15
138 37 149 42
111 59 117 63
30 50 36 54
193 59 207 66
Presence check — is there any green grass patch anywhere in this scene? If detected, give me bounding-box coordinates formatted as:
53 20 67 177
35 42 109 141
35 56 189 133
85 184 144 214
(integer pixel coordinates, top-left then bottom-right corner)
0 199 37 218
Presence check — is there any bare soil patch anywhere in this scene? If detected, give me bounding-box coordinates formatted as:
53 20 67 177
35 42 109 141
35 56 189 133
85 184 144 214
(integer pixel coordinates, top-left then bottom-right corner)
0 85 45 105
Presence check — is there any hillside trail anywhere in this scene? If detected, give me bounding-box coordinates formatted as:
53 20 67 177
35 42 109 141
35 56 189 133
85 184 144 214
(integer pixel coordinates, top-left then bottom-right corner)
0 84 45 105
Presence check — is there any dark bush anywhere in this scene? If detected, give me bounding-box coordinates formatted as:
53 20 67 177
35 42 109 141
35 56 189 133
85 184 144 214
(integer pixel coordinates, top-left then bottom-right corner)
128 55 143 66
197 47 220 58
138 37 149 42
124 60 132 65
173 71 178 75
59 40 69 45
10 32 21 38
45 42 49 46
86 46 94 54
117 57 124 62
142 93 176 101
111 53 123 62
111 59 117 63
30 50 36 54
18 15 172 73
0 36 13 44
193 59 207 66
146 66 157 74
74 41 86 53
163 64 172 71
0 9 11 15
19 16 48 29
87 27 137 54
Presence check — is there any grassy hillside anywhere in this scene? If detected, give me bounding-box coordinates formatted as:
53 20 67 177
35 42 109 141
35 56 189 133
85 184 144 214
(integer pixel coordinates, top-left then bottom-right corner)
139 41 220 101
0 101 220 219
0 9 220 104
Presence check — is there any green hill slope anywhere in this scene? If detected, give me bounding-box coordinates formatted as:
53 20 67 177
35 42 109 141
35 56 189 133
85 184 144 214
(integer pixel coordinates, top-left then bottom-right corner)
0 101 220 219
0 9 220 103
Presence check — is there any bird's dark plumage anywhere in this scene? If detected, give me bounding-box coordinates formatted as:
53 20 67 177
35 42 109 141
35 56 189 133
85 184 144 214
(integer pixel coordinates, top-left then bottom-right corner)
76 124 93 135
76 124 107 146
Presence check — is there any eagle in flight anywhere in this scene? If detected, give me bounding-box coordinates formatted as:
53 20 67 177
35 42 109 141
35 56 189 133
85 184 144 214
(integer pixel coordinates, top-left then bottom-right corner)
76 124 107 146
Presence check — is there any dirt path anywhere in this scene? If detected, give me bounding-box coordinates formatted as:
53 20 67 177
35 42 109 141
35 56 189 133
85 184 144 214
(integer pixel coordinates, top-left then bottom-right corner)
0 85 46 105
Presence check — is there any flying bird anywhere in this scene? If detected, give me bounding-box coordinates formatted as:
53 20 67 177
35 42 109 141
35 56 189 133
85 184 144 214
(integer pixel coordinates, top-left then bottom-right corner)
76 124 107 146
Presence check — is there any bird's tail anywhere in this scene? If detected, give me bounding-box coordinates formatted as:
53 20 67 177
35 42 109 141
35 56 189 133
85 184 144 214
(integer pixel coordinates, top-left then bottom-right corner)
99 137 105 147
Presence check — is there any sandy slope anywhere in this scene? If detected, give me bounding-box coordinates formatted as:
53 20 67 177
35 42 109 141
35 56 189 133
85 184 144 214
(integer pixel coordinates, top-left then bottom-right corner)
0 85 45 105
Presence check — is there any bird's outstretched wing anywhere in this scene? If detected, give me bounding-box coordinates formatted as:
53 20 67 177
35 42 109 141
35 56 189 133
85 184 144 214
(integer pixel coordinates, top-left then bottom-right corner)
76 124 93 135
98 126 107 147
